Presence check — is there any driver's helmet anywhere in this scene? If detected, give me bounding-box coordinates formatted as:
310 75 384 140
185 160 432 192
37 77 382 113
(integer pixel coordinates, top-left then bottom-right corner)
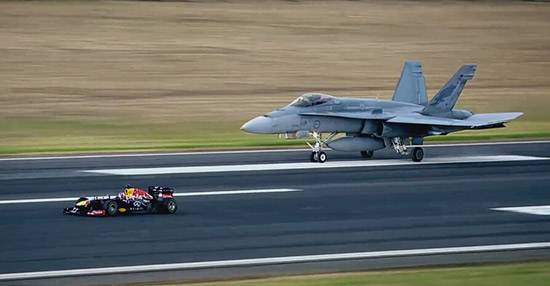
121 185 135 199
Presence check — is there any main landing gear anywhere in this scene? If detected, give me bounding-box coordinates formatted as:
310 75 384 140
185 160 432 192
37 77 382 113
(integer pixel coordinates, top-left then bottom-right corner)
307 132 336 163
390 137 424 162
360 150 374 159
411 147 424 162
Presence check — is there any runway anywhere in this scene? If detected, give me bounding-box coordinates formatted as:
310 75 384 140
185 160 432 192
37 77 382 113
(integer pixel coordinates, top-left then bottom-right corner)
1 141 550 285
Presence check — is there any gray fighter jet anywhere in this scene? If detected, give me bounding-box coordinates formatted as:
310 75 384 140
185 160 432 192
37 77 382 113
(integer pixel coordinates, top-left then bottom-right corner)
241 61 522 162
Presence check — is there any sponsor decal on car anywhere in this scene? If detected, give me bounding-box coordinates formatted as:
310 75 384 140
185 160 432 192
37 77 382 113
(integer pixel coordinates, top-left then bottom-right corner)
87 210 106 216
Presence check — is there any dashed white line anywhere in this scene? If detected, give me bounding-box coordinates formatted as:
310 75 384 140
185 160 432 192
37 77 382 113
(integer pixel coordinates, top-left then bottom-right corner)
182 189 301 196
0 189 302 205
492 205 550 216
83 155 547 176
1 241 549 280
0 197 78 204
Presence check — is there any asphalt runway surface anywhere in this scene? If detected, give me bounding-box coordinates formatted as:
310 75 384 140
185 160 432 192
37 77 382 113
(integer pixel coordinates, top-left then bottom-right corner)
1 141 550 285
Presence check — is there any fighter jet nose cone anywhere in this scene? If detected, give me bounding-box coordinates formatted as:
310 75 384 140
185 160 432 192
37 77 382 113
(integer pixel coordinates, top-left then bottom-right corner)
241 116 274 134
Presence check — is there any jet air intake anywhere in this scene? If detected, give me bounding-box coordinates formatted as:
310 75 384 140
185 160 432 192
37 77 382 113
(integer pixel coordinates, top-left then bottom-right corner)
326 136 385 152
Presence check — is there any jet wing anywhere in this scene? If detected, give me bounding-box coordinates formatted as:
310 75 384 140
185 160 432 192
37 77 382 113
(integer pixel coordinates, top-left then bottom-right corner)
299 111 395 120
387 112 523 128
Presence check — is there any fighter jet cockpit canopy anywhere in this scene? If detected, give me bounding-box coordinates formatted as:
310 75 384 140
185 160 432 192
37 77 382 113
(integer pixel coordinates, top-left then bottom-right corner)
289 93 334 107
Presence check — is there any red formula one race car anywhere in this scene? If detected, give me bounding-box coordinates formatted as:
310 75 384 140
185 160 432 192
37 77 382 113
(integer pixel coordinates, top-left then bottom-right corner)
63 185 178 216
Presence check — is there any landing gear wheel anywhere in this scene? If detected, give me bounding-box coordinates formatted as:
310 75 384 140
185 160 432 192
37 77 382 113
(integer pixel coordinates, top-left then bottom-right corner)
318 151 327 163
411 147 424 162
104 200 118 216
310 152 317 162
360 150 373 159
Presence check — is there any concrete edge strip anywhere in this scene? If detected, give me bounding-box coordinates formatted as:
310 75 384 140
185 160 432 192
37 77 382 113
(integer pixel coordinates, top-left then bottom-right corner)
82 155 548 176
0 189 303 205
2 140 550 161
1 242 550 280
0 148 306 161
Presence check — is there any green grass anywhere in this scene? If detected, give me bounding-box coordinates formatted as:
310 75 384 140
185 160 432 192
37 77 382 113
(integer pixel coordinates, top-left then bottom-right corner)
0 120 548 155
151 261 550 286
2 132 550 155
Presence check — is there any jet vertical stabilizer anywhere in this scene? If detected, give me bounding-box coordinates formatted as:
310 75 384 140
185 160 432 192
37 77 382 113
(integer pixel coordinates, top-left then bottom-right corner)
423 64 477 114
392 61 428 106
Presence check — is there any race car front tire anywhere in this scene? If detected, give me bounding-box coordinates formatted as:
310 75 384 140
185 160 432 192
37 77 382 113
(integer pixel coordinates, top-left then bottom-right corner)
104 200 118 216
162 199 177 214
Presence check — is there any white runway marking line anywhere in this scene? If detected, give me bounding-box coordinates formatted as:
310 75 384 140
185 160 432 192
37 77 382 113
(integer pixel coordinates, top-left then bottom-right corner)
0 189 302 205
492 205 550 216
83 155 548 176
1 241 550 281
1 140 549 161
0 148 305 161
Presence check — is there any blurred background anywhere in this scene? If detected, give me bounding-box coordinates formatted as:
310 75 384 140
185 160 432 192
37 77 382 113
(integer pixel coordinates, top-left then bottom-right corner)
1 0 549 154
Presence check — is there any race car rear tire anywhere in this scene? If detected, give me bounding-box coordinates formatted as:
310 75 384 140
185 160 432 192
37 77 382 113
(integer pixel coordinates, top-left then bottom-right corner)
104 200 118 216
162 199 177 214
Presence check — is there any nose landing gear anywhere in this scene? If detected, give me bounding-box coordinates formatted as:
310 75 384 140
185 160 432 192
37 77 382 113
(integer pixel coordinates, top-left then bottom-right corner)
306 132 335 163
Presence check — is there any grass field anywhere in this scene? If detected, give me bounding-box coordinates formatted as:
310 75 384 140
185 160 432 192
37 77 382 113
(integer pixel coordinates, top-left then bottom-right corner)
1 0 550 154
148 261 550 286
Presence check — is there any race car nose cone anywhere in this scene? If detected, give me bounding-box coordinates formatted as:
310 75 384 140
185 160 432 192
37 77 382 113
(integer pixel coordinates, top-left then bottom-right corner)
240 116 274 134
